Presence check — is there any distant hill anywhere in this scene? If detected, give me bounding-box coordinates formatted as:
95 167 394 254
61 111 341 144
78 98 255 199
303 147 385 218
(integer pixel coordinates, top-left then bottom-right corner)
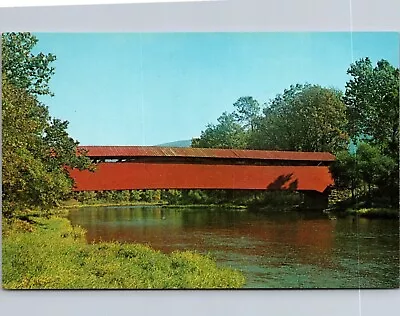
156 139 192 147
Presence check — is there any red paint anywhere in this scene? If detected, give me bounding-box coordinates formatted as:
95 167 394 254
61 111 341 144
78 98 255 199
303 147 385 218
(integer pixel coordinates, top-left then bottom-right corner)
68 163 333 193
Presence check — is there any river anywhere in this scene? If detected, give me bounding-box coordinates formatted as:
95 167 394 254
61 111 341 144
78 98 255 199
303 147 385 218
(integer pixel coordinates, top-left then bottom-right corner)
68 206 399 289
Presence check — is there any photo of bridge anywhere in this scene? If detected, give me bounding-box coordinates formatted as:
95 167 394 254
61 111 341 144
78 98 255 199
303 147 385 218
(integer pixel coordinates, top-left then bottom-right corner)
2 31 399 291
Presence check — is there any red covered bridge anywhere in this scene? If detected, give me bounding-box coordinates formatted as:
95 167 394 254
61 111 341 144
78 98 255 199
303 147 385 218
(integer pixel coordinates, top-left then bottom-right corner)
68 146 335 194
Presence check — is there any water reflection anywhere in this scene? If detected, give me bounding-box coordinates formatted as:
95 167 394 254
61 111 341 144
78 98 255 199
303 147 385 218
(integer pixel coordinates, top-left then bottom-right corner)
68 206 399 288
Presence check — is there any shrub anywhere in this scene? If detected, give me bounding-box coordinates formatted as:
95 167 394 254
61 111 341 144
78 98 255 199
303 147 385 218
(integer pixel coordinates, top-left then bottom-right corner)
129 190 142 202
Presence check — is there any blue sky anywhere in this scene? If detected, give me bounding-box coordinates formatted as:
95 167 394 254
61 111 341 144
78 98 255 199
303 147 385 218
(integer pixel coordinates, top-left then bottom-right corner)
34 32 399 146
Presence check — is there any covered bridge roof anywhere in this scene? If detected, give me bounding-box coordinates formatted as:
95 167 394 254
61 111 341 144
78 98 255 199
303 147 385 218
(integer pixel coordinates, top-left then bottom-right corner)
78 146 335 162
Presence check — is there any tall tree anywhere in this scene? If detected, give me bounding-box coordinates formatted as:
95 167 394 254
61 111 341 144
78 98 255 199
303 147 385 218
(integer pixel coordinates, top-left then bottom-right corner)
344 58 399 157
2 33 92 215
330 142 398 206
192 112 247 149
357 143 397 199
232 96 261 131
250 84 349 153
329 150 360 200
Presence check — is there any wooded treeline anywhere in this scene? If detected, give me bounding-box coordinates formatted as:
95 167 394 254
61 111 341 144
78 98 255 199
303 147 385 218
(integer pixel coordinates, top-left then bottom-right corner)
73 189 300 209
192 59 399 207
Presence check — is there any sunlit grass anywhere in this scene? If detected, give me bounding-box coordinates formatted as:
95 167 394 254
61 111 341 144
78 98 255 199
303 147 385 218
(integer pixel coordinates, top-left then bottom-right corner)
2 215 245 289
347 207 399 218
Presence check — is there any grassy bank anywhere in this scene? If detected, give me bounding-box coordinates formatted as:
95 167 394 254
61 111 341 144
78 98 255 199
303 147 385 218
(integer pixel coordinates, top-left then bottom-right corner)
2 213 245 289
324 206 399 219
345 207 399 219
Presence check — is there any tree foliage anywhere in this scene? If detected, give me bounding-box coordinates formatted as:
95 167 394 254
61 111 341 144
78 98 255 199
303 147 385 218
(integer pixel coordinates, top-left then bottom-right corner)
2 32 57 96
2 33 92 215
192 112 247 149
356 143 398 199
2 80 67 212
344 57 399 157
192 58 398 208
330 142 398 206
340 58 399 205
232 96 260 131
251 84 349 153
329 150 360 197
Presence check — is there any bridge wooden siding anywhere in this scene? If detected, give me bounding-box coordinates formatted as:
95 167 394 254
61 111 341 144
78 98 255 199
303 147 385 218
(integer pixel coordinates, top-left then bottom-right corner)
68 146 335 193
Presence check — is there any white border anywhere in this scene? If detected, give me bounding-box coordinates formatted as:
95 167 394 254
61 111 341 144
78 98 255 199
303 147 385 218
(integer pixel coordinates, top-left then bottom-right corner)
0 0 217 8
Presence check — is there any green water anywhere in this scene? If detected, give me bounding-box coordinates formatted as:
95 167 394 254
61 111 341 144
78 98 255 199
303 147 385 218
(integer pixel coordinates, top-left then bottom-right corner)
68 206 399 288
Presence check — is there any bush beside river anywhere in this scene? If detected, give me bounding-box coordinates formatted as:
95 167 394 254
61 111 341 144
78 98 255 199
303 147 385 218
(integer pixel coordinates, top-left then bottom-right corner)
2 211 245 289
70 189 302 210
328 189 399 219
344 207 399 219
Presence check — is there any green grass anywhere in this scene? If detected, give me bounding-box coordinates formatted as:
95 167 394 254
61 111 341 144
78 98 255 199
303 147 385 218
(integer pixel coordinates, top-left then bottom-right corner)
2 215 245 289
346 207 399 219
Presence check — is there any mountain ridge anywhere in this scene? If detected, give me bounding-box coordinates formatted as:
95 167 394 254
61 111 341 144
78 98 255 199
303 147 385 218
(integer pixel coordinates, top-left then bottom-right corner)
156 139 192 148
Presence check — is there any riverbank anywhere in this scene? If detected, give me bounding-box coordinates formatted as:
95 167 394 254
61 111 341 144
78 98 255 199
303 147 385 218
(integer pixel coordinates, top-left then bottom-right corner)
344 207 399 218
64 200 399 219
2 210 245 289
324 206 399 219
62 201 166 209
327 189 399 219
62 200 248 210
